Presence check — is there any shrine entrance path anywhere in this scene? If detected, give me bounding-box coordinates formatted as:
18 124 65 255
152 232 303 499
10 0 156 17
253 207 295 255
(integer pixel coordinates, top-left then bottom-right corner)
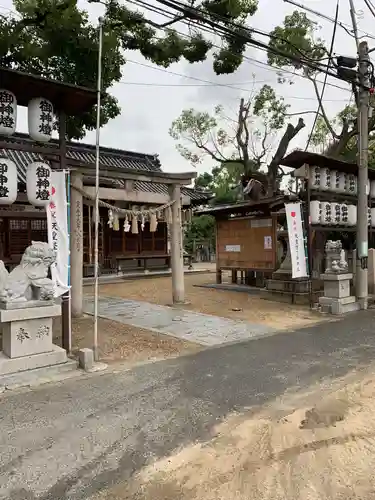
83 295 277 346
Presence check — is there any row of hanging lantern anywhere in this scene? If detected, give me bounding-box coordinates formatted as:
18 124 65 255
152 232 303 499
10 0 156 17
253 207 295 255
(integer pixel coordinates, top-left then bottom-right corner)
0 90 54 142
0 158 52 206
0 89 54 206
308 166 375 197
310 200 375 227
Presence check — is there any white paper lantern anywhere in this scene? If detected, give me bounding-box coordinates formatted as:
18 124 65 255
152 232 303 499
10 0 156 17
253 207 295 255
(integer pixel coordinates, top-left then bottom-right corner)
338 172 347 193
28 97 54 142
320 168 331 191
367 180 371 196
26 162 52 207
331 202 341 225
0 90 17 136
371 208 375 227
331 170 340 192
341 204 349 226
347 205 357 226
310 200 321 224
347 174 357 195
0 158 17 204
308 166 321 189
321 202 333 225
368 207 372 226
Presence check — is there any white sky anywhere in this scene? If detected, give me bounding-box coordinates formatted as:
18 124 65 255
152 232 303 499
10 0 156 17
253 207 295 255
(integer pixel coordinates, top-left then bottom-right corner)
1 0 374 176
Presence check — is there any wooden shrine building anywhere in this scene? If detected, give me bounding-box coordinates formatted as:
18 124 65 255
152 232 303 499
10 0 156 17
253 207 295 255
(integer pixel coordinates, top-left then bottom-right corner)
0 132 209 275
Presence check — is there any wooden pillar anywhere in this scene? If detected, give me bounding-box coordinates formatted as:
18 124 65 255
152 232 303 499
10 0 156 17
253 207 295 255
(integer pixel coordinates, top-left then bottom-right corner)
70 172 84 316
59 111 70 353
169 184 185 303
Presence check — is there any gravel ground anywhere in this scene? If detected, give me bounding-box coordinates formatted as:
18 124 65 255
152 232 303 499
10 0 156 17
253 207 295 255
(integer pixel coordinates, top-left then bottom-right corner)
53 316 200 364
86 272 329 331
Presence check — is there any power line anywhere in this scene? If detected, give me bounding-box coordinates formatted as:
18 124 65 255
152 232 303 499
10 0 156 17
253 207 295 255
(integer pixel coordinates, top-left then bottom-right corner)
151 0 348 82
364 0 375 19
305 0 339 150
128 0 352 94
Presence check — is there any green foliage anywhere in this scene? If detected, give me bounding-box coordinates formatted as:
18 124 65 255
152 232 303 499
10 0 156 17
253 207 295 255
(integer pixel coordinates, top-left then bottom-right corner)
253 84 289 130
184 214 216 255
194 161 242 205
1 0 259 139
267 11 326 71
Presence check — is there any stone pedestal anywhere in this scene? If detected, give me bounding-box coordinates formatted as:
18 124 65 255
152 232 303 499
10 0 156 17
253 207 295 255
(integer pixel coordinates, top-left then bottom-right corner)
0 303 69 379
319 273 359 315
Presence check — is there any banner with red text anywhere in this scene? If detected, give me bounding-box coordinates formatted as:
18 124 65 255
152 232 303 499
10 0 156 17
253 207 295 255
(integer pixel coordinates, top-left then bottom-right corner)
285 202 308 279
47 171 70 297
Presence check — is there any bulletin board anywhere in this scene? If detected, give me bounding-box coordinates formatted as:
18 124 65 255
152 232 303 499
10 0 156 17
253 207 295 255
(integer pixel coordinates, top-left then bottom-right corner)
216 216 277 271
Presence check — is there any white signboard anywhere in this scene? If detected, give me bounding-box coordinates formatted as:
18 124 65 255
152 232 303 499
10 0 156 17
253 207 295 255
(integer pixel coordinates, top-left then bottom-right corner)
264 236 272 250
225 245 241 252
285 202 308 279
46 171 70 297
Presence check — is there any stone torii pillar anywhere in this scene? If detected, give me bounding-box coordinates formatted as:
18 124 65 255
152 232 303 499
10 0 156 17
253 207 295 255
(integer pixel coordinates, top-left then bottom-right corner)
169 184 185 304
70 171 84 316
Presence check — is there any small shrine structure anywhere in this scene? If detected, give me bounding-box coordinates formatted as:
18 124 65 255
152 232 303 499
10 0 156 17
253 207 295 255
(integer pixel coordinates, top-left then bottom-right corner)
0 66 207 383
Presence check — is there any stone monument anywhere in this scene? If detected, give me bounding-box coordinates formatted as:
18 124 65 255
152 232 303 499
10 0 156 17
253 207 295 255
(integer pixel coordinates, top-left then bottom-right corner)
319 240 359 315
0 241 70 382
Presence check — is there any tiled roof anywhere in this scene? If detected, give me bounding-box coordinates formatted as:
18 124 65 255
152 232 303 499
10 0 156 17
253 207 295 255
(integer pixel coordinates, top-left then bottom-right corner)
0 133 162 180
0 135 211 205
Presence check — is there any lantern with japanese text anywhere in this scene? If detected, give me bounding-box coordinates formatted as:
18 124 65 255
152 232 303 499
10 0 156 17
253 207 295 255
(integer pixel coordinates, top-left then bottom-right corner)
26 162 52 207
331 202 341 225
28 98 54 142
338 172 347 193
0 90 17 136
341 204 349 226
320 168 331 191
321 202 333 225
347 174 357 195
308 166 321 189
331 170 340 192
309 200 321 224
368 207 372 226
0 158 17 204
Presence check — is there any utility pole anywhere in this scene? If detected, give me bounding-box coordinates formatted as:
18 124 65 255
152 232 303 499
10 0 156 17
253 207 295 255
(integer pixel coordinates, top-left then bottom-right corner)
356 40 370 310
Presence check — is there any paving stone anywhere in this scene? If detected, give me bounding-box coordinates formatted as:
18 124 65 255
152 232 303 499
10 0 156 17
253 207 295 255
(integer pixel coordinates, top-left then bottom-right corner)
83 296 276 346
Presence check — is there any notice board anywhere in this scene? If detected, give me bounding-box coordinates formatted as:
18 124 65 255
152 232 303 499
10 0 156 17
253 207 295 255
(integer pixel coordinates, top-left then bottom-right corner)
216 216 277 271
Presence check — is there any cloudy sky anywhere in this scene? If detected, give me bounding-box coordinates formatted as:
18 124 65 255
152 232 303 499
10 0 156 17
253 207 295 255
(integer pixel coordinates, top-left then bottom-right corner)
2 0 374 176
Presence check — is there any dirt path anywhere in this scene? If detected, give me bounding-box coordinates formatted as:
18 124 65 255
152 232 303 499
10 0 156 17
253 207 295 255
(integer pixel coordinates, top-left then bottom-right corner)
93 371 375 500
87 273 328 331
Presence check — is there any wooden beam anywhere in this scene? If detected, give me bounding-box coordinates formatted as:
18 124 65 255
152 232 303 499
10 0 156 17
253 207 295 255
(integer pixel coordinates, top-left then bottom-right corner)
0 140 61 157
83 186 169 204
73 166 195 185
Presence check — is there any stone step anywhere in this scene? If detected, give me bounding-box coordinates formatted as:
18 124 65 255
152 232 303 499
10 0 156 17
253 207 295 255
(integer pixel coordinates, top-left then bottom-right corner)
0 359 79 390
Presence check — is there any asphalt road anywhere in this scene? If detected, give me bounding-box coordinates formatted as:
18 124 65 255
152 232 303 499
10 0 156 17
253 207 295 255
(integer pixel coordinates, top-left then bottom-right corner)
1 310 375 499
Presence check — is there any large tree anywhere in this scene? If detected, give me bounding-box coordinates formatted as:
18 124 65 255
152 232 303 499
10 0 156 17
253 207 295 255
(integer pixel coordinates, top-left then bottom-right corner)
267 10 374 158
170 84 305 195
0 0 259 139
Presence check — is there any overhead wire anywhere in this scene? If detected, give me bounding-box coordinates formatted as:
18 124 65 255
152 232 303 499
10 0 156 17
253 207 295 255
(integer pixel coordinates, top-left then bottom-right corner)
125 0 352 94
305 0 340 151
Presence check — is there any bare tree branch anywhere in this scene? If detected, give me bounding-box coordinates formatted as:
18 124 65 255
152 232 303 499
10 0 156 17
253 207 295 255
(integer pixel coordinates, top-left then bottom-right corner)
191 137 226 163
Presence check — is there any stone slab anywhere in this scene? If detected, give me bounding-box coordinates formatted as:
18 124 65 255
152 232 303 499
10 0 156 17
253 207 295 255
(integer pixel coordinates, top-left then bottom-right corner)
320 273 353 281
0 299 56 310
0 345 68 377
323 279 350 299
319 295 357 306
2 316 53 358
0 359 78 389
83 296 276 347
0 304 61 323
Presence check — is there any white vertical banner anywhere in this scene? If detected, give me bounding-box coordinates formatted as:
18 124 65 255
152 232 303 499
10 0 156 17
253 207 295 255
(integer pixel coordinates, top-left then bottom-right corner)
285 202 308 279
47 171 70 297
